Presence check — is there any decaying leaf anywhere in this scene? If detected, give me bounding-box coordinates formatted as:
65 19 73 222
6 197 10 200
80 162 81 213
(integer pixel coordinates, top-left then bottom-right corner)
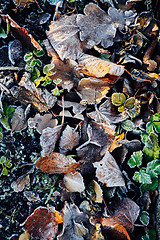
57 101 86 115
143 39 158 71
91 223 104 240
46 15 84 60
87 97 128 124
11 106 28 132
57 202 88 240
0 14 42 50
28 113 58 134
78 54 124 78
40 126 62 156
77 78 110 104
11 73 57 112
63 172 85 193
23 207 63 240
59 125 80 154
101 198 140 232
77 3 116 49
92 180 103 203
35 152 81 174
11 169 34 192
23 191 40 202
93 151 125 187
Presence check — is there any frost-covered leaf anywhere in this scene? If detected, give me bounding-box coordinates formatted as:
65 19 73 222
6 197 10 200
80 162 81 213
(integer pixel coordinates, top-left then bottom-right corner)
23 207 63 240
133 170 152 184
77 3 116 49
128 150 143 168
78 54 124 78
11 170 33 192
35 152 80 174
59 125 80 154
63 172 85 193
28 113 58 134
57 202 88 240
11 73 57 112
57 101 86 115
112 93 126 106
77 77 110 104
146 160 160 178
46 15 84 60
40 126 62 156
121 119 135 131
11 106 28 132
140 211 149 226
88 97 128 124
93 151 125 187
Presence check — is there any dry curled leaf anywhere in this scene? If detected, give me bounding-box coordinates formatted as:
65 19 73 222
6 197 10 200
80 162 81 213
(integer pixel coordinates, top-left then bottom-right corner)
28 113 58 134
93 151 125 187
77 78 110 104
63 172 85 193
78 54 124 78
59 125 80 154
35 152 81 174
0 14 42 50
23 207 63 240
57 202 88 240
40 126 62 156
143 39 158 71
11 169 34 192
92 180 103 203
46 15 84 60
77 3 116 49
11 73 57 112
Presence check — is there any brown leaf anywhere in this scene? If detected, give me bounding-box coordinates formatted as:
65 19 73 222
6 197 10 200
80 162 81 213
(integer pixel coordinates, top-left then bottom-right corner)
63 172 85 193
28 113 58 134
143 39 158 71
0 14 42 50
57 100 86 115
93 151 125 187
34 152 81 174
11 106 27 132
59 125 80 154
78 54 124 78
23 207 62 240
13 0 34 9
77 3 116 49
57 202 88 240
46 15 84 60
77 77 110 104
11 73 57 112
40 125 62 156
11 169 34 192
92 180 103 203
87 97 128 124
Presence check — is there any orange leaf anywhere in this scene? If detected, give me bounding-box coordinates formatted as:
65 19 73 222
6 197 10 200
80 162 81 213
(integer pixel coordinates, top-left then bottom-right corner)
113 224 131 240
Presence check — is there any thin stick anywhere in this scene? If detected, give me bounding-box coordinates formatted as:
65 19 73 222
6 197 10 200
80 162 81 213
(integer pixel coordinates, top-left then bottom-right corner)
124 69 151 83
61 95 65 126
34 0 41 11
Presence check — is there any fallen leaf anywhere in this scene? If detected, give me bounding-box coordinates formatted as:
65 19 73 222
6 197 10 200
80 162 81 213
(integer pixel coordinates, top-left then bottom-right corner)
46 15 84 60
77 3 116 49
93 151 125 187
0 14 42 50
23 207 62 240
19 232 31 240
13 0 34 9
8 39 22 65
28 113 58 134
87 97 128 124
23 191 40 202
77 78 110 104
59 125 80 154
11 106 28 132
63 172 85 193
57 100 86 115
40 126 62 156
35 152 81 174
57 202 88 240
143 39 158 71
11 72 57 112
11 169 34 192
92 180 103 203
78 54 124 78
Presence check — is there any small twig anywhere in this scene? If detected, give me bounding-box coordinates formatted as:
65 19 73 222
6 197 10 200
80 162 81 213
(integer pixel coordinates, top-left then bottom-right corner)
0 66 23 71
124 69 151 83
61 95 65 126
34 0 41 11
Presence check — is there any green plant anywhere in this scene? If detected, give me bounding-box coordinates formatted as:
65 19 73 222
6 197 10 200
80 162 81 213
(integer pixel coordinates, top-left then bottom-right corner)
0 156 12 176
0 102 16 130
127 114 160 192
111 93 140 118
